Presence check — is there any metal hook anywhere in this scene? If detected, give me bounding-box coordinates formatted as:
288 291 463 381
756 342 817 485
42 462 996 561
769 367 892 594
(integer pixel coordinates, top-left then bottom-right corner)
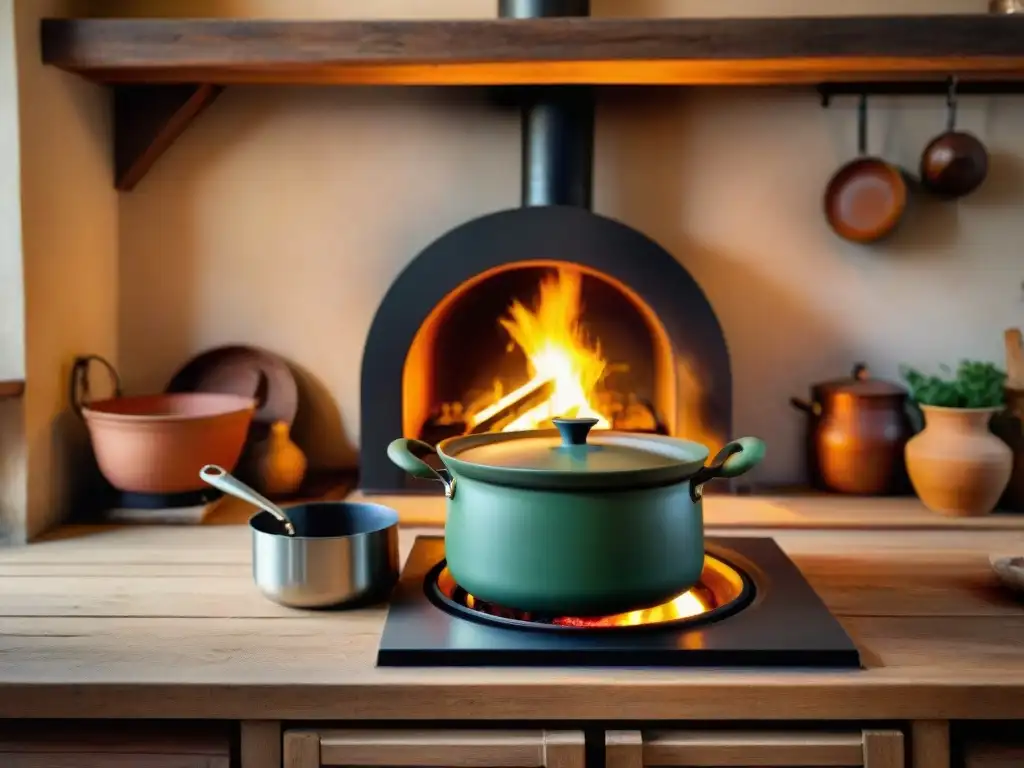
857 92 868 156
946 76 959 132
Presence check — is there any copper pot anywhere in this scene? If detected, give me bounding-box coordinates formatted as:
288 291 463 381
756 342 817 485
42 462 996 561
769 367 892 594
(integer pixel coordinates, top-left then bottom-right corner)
791 364 914 495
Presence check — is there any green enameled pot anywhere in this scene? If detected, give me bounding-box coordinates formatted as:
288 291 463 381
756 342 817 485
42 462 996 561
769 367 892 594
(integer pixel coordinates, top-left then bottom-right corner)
387 418 765 616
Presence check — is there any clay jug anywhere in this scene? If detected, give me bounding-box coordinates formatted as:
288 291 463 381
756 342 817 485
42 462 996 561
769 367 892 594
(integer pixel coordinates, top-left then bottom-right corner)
905 405 1012 516
252 420 308 498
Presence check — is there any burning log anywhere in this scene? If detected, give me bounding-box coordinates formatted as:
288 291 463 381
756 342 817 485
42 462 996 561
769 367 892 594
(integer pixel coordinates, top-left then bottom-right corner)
467 377 556 435
610 397 669 435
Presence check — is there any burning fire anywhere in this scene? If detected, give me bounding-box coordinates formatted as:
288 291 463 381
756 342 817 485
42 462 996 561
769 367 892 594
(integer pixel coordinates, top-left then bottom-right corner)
551 590 710 628
436 567 715 628
467 268 612 432
462 587 710 628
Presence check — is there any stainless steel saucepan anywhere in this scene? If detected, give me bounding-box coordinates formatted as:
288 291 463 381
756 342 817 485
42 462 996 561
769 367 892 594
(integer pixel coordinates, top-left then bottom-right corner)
249 503 400 609
201 465 401 609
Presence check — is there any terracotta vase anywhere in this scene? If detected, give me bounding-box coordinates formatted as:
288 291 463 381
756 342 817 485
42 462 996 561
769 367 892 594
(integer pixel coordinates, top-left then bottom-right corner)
905 405 1012 516
252 420 308 498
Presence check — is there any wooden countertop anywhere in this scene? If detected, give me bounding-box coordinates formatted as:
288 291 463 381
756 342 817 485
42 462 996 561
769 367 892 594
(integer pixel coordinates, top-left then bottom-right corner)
2 498 1024 722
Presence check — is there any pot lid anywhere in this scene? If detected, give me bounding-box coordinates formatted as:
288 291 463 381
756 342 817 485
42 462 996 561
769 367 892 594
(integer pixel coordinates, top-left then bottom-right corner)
439 418 709 490
814 363 906 398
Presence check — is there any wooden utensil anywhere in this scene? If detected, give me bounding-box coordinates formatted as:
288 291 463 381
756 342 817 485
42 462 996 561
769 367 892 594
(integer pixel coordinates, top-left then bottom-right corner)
824 94 908 244
1005 329 1024 389
920 77 989 199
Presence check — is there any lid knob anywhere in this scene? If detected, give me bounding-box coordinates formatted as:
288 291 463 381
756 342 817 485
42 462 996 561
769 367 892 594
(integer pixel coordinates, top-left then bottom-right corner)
552 417 599 446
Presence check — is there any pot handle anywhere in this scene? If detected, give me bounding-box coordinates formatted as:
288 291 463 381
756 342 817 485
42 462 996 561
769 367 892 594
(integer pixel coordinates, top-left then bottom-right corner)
387 438 456 499
689 436 766 502
69 354 123 418
789 397 822 416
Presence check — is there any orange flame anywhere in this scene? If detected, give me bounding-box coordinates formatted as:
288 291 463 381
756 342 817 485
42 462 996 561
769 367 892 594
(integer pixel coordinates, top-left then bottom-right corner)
467 268 612 432
461 587 711 628
552 590 709 628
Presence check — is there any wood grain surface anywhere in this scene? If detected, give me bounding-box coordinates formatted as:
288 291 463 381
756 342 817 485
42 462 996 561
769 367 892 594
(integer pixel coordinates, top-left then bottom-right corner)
1 514 1024 721
40 16 1024 86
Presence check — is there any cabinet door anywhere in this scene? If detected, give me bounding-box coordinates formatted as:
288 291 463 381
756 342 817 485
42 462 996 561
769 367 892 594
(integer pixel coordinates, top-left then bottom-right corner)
284 729 585 768
606 728 904 768
959 722 1024 768
0 722 231 768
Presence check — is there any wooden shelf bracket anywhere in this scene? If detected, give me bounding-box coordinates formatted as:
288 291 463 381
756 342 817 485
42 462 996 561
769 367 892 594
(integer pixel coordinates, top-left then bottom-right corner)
113 84 222 191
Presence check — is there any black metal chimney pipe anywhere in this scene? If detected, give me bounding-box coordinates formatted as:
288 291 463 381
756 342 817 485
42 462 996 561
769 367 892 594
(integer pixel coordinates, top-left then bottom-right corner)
499 0 594 209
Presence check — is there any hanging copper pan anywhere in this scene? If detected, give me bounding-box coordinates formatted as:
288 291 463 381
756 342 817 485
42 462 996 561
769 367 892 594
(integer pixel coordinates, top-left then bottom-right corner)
824 94 908 244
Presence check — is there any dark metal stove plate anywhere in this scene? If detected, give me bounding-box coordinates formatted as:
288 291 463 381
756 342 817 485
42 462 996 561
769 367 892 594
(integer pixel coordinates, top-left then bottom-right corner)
377 536 862 668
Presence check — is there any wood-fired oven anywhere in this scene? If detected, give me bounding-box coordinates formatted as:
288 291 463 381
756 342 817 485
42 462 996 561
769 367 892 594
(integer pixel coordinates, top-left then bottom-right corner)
360 0 732 494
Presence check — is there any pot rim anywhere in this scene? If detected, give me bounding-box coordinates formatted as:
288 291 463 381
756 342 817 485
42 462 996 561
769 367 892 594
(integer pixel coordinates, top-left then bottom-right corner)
249 502 400 541
917 404 1004 414
435 428 710 491
81 393 257 423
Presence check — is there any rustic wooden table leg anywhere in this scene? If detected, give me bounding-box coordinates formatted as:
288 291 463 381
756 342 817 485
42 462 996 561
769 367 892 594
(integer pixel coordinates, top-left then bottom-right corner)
284 731 320 768
241 720 282 768
911 721 950 768
864 729 905 768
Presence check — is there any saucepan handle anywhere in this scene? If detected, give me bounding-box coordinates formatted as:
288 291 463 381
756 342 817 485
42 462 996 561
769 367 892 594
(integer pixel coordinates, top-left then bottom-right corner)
689 437 766 502
387 438 456 499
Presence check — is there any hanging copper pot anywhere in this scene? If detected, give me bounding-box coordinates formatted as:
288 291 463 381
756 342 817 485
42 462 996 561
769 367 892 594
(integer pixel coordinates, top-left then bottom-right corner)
920 77 989 199
791 364 915 495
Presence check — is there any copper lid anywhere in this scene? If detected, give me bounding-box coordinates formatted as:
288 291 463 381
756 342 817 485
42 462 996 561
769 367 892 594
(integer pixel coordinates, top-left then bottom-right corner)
813 364 906 399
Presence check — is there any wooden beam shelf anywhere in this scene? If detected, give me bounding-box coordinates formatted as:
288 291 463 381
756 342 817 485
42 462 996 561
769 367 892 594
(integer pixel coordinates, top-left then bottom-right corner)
0 380 25 400
40 15 1024 189
41 15 1024 86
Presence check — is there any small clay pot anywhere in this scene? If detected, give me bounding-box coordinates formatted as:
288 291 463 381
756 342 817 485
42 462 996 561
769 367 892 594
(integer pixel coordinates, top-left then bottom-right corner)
251 420 308 497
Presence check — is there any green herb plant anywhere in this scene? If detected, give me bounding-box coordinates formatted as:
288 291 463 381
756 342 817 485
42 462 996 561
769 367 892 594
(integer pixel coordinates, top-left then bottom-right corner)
901 360 1006 409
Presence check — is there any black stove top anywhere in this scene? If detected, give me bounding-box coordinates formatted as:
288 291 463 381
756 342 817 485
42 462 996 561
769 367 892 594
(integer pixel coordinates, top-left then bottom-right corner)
377 536 861 668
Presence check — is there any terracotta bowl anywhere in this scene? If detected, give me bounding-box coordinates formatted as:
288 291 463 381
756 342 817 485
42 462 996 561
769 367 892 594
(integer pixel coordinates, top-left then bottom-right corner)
81 393 256 494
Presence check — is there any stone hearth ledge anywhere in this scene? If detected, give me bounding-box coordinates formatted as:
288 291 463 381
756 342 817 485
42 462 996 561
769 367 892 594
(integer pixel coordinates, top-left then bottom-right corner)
1 504 1024 721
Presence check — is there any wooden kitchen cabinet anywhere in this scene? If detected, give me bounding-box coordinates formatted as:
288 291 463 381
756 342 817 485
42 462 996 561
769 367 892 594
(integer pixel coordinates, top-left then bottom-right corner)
956 722 1024 768
606 728 905 768
0 721 231 768
283 729 585 768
